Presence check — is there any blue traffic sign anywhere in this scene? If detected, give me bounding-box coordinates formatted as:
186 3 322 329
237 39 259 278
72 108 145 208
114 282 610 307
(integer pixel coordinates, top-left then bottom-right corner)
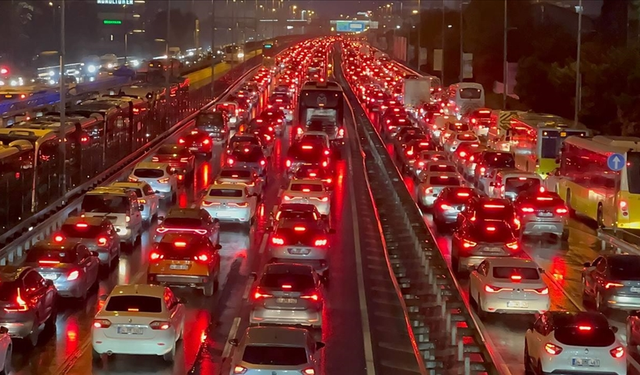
335 20 366 32
607 153 625 171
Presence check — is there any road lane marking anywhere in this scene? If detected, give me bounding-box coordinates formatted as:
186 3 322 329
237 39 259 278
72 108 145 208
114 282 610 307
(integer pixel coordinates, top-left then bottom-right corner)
242 277 253 300
258 232 268 254
346 122 377 375
222 316 242 359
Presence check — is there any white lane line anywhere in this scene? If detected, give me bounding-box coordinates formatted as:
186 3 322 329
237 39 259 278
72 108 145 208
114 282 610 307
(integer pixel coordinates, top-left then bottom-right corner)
346 131 377 375
222 317 242 359
258 232 268 254
242 277 253 300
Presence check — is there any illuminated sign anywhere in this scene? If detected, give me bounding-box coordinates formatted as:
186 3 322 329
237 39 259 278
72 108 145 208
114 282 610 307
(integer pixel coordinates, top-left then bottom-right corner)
97 0 134 4
335 21 366 32
103 19 123 25
263 43 273 49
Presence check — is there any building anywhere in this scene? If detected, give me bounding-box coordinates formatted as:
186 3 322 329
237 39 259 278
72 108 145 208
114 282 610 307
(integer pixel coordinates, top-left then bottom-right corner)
95 0 147 56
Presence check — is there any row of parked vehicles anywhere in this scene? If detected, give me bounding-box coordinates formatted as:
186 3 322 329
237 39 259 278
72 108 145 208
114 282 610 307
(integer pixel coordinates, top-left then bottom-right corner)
342 40 632 375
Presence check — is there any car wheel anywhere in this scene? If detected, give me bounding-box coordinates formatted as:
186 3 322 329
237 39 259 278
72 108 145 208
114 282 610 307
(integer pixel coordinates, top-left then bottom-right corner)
561 229 569 242
45 307 57 331
92 348 102 362
0 345 11 375
203 278 215 297
163 345 176 362
523 342 534 375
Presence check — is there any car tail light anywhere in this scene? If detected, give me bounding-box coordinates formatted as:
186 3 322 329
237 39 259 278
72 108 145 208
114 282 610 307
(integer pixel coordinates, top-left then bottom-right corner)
406 149 414 156
156 227 168 234
178 138 185 144
53 234 65 242
260 159 266 166
39 260 60 265
521 206 535 213
506 241 519 250
128 176 139 182
233 366 247 374
610 346 625 359
95 235 108 246
620 200 628 210
152 156 159 162
4 289 28 312
486 226 496 232
271 236 285 245
510 275 522 282
524 286 549 295
479 167 486 174
484 285 503 293
605 282 624 289
203 139 211 145
301 294 320 302
424 187 433 195
440 204 452 210
314 238 328 246
462 239 477 249
286 159 292 168
284 195 293 201
227 157 235 165
555 207 568 215
150 251 164 261
195 253 210 262
457 192 470 197
459 151 467 158
294 226 306 232
544 343 563 355
513 218 521 230
302 368 315 375
138 199 146 204
202 201 219 207
229 202 249 208
174 241 187 247
67 270 80 281
180 157 189 163
322 161 328 167
93 319 112 328
338 128 345 137
253 288 273 299
149 321 171 330
158 177 170 184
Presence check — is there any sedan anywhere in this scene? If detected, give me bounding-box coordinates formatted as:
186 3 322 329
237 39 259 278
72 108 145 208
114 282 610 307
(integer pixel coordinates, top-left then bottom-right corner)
582 254 640 312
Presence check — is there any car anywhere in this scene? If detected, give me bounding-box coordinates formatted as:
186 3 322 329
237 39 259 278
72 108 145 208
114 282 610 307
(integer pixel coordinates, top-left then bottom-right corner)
582 254 640 312
152 144 196 182
440 122 471 147
128 162 178 202
24 239 100 299
269 203 325 228
473 151 516 191
268 217 333 278
451 219 521 275
366 90 389 112
442 131 479 153
92 284 186 362
0 266 57 345
268 94 294 123
155 207 221 245
259 108 286 135
213 101 239 126
416 172 463 210
469 257 549 318
291 163 334 190
450 142 483 166
467 108 493 138
282 179 331 217
412 151 449 179
245 118 276 146
392 126 424 150
524 311 625 375
111 181 160 225
0 326 11 375
382 116 411 139
147 233 221 296
285 141 330 176
178 129 214 155
457 196 521 234
226 144 268 177
196 110 229 137
459 149 487 179
432 186 480 231
398 139 435 173
228 325 325 375
53 216 121 266
200 183 258 225
214 167 264 197
486 170 542 200
249 263 323 327
514 190 569 240
227 134 265 155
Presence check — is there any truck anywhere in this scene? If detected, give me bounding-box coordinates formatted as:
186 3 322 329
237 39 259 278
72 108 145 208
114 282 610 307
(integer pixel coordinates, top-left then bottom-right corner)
402 77 431 109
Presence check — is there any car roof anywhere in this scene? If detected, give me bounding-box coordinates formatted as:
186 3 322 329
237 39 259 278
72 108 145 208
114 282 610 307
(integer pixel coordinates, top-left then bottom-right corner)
244 326 310 346
136 161 169 169
87 187 130 196
497 170 540 177
110 284 166 298
485 257 539 268
424 172 460 179
63 216 105 226
278 203 318 212
166 207 202 218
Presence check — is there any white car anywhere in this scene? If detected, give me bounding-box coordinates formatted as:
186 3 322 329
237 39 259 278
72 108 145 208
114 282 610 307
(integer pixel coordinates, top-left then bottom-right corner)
469 257 549 317
298 131 331 149
443 131 479 153
416 172 463 209
92 284 185 362
200 183 258 225
111 181 160 224
0 327 11 375
128 162 178 202
524 311 626 375
214 167 264 197
282 179 331 217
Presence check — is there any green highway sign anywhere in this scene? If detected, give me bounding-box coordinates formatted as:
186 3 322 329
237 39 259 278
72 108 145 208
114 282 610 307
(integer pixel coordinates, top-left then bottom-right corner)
103 19 122 25
263 43 273 49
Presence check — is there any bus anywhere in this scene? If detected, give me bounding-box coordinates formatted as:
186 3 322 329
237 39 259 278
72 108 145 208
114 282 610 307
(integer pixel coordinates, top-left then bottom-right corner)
502 113 590 176
0 140 34 232
297 81 345 146
555 136 640 229
223 45 244 63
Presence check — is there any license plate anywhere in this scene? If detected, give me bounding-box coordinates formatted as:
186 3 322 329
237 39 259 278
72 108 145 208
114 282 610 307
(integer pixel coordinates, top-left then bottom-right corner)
276 298 297 304
41 273 58 280
169 264 189 270
507 301 528 308
631 287 640 293
118 326 144 335
572 358 599 367
484 247 503 253
189 147 199 151
537 212 553 217
287 248 310 255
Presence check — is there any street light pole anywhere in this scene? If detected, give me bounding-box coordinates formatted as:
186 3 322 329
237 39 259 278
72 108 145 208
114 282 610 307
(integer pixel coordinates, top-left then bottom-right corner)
58 0 66 196
417 0 421 69
441 0 445 84
574 0 583 126
502 0 508 109
459 1 463 81
211 0 216 97
166 0 171 125
124 33 129 65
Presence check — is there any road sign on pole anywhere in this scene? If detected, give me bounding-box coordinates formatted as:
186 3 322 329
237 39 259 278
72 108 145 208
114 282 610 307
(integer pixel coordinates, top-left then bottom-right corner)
607 153 625 171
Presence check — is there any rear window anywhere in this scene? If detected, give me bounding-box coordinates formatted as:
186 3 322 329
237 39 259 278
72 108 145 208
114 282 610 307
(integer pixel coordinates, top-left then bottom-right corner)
608 256 640 280
105 295 163 313
163 217 203 227
157 146 190 156
479 203 514 219
134 168 164 178
25 247 78 263
290 183 323 192
242 345 308 366
232 148 263 162
554 327 616 347
468 222 514 242
219 170 251 178
457 133 477 140
459 88 482 99
492 267 540 280
428 176 461 186
428 165 457 173
61 224 103 238
450 124 470 132
505 177 540 193
443 188 476 203
209 189 243 197
82 194 129 214
483 153 515 168
196 112 224 126
473 110 492 118
261 272 315 291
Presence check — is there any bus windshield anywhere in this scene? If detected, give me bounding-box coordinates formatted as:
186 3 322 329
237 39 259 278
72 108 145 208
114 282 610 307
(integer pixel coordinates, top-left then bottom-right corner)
541 130 588 159
298 88 343 127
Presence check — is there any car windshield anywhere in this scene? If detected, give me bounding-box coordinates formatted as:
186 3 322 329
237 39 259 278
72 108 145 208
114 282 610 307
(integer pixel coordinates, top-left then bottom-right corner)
25 247 77 263
492 267 540 280
608 256 640 280
242 345 308 366
483 153 515 168
290 183 323 192
60 224 103 238
428 176 461 186
209 189 243 197
134 168 164 178
105 295 162 313
468 221 514 242
219 170 251 179
163 217 202 227
196 112 224 127
442 188 477 204
81 194 129 213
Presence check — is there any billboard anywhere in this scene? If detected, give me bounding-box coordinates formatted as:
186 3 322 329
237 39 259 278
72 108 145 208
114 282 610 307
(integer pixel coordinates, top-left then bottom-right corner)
335 21 366 32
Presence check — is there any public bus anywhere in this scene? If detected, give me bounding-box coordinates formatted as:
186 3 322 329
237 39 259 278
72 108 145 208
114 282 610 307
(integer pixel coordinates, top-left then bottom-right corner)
499 112 590 176
223 45 244 63
554 136 640 229
297 81 345 147
0 139 34 231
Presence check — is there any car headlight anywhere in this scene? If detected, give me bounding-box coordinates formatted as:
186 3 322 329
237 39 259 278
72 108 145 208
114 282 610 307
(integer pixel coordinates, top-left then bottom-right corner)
9 80 17 87
87 65 96 73
237 53 245 58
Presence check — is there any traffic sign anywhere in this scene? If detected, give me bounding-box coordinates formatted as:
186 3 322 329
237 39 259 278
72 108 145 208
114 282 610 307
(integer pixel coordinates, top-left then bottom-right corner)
607 153 625 171
103 19 122 25
335 21 366 32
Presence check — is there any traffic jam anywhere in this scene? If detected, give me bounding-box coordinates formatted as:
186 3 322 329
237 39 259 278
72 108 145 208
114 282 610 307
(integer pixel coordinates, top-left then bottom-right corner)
340 39 637 375
0 38 352 374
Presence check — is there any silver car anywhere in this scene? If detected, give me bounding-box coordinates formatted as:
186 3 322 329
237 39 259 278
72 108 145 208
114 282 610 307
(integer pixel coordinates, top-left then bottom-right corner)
250 263 323 328
416 172 463 209
24 240 100 299
128 162 178 202
56 216 120 266
111 181 161 224
228 326 325 375
514 190 569 240
214 167 264 197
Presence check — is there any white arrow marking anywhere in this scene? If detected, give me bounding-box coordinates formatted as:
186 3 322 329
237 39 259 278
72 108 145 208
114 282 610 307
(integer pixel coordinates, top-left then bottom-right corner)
612 156 622 169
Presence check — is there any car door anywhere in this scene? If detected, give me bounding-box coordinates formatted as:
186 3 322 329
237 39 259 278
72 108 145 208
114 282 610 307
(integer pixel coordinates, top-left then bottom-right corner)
245 188 257 216
592 257 608 293
131 197 143 231
164 288 184 337
527 313 549 362
143 183 159 215
104 222 119 255
77 244 99 286
584 257 602 295
23 271 48 324
205 239 221 275
470 261 488 300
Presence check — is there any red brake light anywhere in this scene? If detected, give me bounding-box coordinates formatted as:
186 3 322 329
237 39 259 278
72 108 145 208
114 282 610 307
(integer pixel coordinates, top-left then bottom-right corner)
611 346 625 359
253 288 273 299
314 238 328 246
459 151 467 157
462 239 477 249
484 285 502 293
521 206 535 213
620 200 628 209
67 270 80 281
260 159 266 166
301 294 319 301
150 251 164 261
39 260 60 265
483 204 505 209
54 235 65 242
271 236 285 245
457 192 470 197
178 138 185 144
285 159 292 168
578 325 592 331
440 204 452 210
4 289 28 312
203 139 211 145
282 284 292 289
544 343 563 355
485 226 496 232
149 321 171 330
93 319 112 328
555 207 568 214
506 241 519 250
195 253 210 262
174 241 187 248
605 282 624 289
227 158 235 165
97 236 108 246
294 226 306 232
302 145 313 150
510 275 522 282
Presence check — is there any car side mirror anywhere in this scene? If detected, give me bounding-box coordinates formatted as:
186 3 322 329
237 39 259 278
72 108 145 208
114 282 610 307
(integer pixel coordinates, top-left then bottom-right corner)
250 272 258 281
91 251 100 257
229 338 239 347
315 342 326 350
611 326 619 333
0 327 8 335
215 244 222 250
583 262 591 268
538 268 545 274
139 205 144 211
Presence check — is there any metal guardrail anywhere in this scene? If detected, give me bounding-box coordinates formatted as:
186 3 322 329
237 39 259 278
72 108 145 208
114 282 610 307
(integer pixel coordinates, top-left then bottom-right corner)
0 63 262 267
597 229 640 255
336 51 505 374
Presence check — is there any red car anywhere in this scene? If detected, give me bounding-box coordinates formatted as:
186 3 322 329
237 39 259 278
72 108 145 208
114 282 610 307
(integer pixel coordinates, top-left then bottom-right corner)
179 129 213 157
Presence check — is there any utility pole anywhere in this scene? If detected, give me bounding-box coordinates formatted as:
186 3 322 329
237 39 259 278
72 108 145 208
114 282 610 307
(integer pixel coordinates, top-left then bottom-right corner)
459 1 463 82
417 0 421 69
574 0 583 126
441 0 445 84
502 0 508 109
58 0 67 196
211 0 216 97
166 0 171 125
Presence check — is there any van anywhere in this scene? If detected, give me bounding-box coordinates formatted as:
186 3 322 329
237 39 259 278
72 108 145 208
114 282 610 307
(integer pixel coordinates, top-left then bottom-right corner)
447 82 485 119
81 187 144 249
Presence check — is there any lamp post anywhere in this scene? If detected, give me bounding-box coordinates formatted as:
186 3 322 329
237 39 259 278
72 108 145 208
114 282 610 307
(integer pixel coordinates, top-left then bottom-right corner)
58 0 67 196
502 0 507 109
574 0 583 126
124 30 144 66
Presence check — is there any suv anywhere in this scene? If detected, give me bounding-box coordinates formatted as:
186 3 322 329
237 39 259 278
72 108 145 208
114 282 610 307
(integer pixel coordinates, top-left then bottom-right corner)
196 110 229 137
156 207 221 246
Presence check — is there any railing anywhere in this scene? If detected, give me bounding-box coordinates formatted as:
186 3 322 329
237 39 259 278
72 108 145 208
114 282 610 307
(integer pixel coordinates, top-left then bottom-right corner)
335 49 505 374
597 229 640 255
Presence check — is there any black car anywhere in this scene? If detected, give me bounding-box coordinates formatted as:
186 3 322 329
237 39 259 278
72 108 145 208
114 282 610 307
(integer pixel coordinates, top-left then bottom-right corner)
195 110 228 139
